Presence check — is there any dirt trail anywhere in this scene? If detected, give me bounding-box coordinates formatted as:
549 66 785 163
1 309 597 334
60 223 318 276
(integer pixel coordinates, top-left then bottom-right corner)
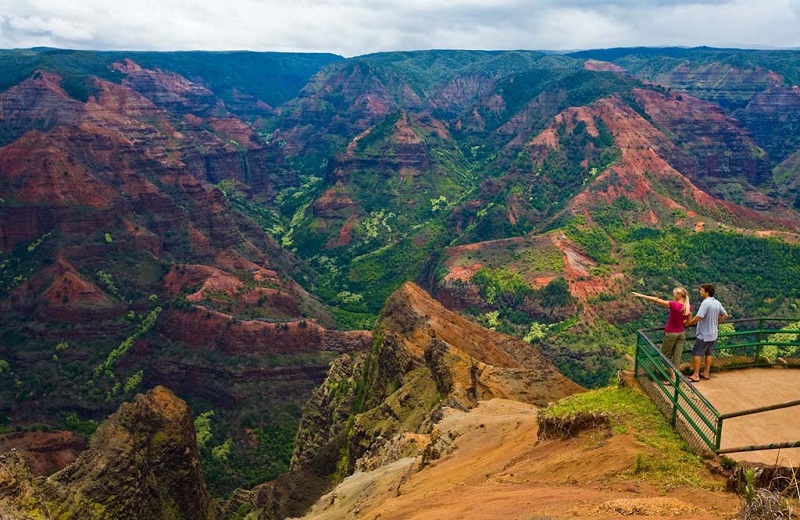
297 399 740 519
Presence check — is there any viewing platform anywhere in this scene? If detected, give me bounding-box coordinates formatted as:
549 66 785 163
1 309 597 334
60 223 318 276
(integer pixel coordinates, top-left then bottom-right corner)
635 318 800 467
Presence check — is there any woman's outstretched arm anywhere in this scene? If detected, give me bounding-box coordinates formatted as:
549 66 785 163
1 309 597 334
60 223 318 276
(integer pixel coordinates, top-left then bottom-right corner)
631 291 670 307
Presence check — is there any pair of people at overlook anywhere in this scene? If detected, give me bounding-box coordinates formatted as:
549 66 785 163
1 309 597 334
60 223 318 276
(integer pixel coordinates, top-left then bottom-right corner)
633 284 728 382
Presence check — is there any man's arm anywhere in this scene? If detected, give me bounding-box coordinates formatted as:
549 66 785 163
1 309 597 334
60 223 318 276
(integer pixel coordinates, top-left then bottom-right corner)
686 299 709 326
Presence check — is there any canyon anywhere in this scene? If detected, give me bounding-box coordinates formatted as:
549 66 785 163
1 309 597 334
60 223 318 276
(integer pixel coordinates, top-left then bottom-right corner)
2 46 800 517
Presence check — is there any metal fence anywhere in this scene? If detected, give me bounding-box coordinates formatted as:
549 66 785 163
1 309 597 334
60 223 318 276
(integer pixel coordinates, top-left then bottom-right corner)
635 318 800 455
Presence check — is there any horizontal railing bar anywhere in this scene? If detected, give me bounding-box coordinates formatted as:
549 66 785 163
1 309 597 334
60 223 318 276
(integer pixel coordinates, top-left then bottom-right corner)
714 342 800 349
720 399 800 420
717 440 800 454
714 330 800 337
638 317 799 334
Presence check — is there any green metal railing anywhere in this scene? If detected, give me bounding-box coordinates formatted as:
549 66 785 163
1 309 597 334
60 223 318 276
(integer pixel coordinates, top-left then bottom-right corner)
635 318 800 455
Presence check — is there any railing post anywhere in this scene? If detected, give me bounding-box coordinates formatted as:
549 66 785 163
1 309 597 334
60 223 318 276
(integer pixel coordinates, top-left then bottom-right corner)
755 317 764 363
715 416 723 452
634 332 641 378
671 377 679 427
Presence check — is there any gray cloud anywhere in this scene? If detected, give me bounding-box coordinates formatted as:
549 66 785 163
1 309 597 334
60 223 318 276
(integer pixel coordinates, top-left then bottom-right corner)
0 0 797 56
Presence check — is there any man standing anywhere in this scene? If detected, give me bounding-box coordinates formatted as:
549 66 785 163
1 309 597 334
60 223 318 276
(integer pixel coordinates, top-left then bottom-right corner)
686 283 728 382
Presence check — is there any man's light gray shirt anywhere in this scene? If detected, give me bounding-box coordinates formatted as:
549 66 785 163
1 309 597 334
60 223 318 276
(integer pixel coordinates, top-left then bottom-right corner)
695 297 727 342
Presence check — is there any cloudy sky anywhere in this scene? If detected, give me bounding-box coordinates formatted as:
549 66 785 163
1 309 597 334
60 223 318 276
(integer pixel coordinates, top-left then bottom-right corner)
0 0 798 57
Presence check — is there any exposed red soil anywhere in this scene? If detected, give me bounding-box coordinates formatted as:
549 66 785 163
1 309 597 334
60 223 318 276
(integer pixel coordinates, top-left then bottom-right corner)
0 431 87 477
584 60 627 73
160 305 370 355
299 399 740 520
6 255 123 321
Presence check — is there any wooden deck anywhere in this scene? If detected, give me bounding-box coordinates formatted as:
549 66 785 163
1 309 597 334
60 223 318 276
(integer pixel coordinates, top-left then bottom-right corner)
693 367 800 467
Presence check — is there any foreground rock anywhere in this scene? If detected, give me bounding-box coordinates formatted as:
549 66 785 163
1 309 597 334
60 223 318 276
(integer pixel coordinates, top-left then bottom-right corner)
245 282 583 519
0 386 215 519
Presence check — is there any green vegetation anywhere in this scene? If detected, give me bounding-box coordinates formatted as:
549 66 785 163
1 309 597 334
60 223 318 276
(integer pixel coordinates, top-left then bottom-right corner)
471 268 534 307
539 320 628 389
95 270 123 300
194 411 215 450
0 231 56 300
737 467 796 519
625 228 800 315
466 270 575 324
542 385 723 489
94 306 162 383
197 411 298 495
64 412 99 438
347 224 448 312
564 216 614 264
123 370 144 393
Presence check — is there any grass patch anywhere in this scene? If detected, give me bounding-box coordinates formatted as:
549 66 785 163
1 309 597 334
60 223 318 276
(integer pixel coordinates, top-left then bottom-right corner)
541 385 723 490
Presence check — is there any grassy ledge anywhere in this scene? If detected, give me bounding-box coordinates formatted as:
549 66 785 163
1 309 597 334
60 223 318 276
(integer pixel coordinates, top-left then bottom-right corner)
540 385 726 490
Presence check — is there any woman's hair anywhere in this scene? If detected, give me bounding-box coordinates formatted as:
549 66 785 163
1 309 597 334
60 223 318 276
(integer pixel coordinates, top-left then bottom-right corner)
673 287 691 316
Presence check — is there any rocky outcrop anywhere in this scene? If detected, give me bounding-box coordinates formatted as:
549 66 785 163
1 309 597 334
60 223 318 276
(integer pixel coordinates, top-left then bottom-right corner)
291 354 364 471
0 386 215 519
0 451 44 519
45 386 215 519
368 282 583 405
337 281 584 480
251 283 582 519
